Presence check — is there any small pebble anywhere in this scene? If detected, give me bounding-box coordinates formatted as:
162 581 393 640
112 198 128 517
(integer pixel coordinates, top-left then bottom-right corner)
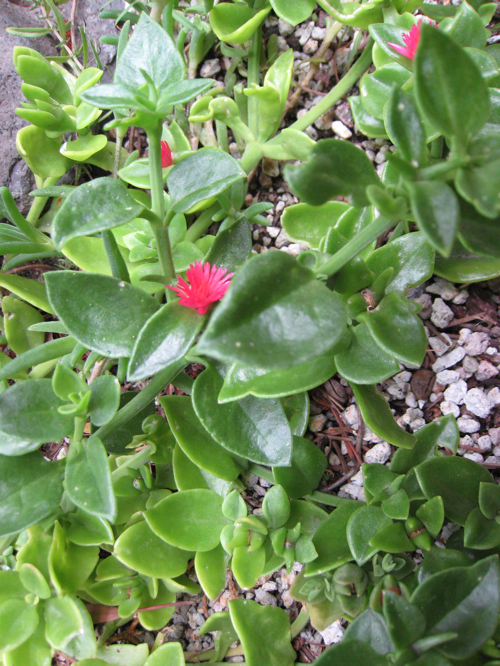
464 452 484 463
444 380 467 405
463 355 479 374
429 334 453 356
200 58 221 77
431 298 454 328
364 442 391 464
278 18 294 36
275 229 290 248
463 332 490 356
255 589 277 605
464 387 491 418
477 435 492 451
436 370 460 385
458 328 472 345
331 120 352 139
487 387 500 407
432 347 466 373
440 401 460 418
426 278 459 301
476 360 499 381
457 416 481 433
320 620 344 646
490 428 500 446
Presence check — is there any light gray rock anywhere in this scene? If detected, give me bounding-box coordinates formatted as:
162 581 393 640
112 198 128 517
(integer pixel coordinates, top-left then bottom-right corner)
457 416 481 433
432 347 466 373
440 401 460 418
458 328 472 345
364 441 391 464
463 355 479 374
200 58 221 77
463 332 490 356
278 18 295 36
464 387 491 418
453 290 469 305
275 229 290 248
444 380 468 405
331 120 352 139
286 243 308 257
426 278 459 301
490 428 500 446
436 369 460 385
320 620 344 646
464 452 484 463
487 387 500 407
476 360 499 381
477 435 492 451
309 413 327 432
255 589 277 605
431 298 454 328
429 334 453 357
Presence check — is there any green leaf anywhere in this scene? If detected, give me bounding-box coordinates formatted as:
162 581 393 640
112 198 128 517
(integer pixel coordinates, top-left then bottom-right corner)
284 139 379 208
417 546 472 583
464 507 500 549
16 125 71 180
262 485 290 529
456 160 500 220
351 383 416 449
218 350 338 402
65 436 116 522
281 202 349 250
381 489 410 520
445 0 487 50
365 232 434 297
415 456 493 526
0 453 63 537
2 617 52 666
160 395 242 481
197 251 348 369
0 599 39 652
52 178 144 249
407 181 459 256
344 608 394 654
458 199 500 258
138 582 176 632
411 556 500 659
335 323 400 384
66 510 114 546
195 544 229 600
204 217 252 274
270 0 315 24
18 563 51 599
231 546 266 590
385 87 426 167
2 296 44 355
414 23 490 145
145 489 229 552
369 522 415 553
144 642 185 666
49 522 99 594
285 500 328 538
347 505 393 566
360 64 411 121
44 596 84 651
209 4 271 44
0 273 53 314
79 83 140 110
192 363 292 466
128 302 204 381
282 392 309 437
358 293 427 367
305 502 362 576
88 375 121 427
115 13 185 91
349 96 389 140
390 414 459 474
273 436 327 499
115 520 191 578
97 390 156 455
416 496 445 538
229 599 296 666
312 638 389 666
167 148 246 213
383 591 426 651
96 644 150 666
479 481 500 520
45 272 160 357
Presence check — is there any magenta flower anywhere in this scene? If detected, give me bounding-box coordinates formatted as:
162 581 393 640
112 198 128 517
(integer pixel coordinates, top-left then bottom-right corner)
167 262 234 315
161 140 173 168
388 20 422 60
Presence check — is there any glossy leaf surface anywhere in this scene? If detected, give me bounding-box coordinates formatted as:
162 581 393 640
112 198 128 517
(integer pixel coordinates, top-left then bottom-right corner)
335 323 400 384
407 181 459 256
273 436 327 499
347 505 393 565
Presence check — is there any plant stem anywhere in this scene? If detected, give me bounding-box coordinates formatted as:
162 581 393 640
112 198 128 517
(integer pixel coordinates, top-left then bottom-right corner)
248 463 275 484
418 156 469 181
291 608 310 638
72 416 86 444
27 176 59 227
305 491 353 507
247 25 262 139
430 136 443 160
150 0 168 23
93 360 186 441
113 132 124 179
102 230 131 283
314 215 394 278
185 204 219 243
147 125 177 289
290 37 374 132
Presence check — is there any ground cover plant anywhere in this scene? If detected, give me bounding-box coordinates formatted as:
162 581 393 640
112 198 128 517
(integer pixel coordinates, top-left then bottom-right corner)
2 0 500 664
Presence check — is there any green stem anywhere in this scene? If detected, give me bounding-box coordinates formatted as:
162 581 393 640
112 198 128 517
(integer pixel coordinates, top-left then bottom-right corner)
215 119 230 153
247 25 262 139
290 38 374 132
291 608 310 638
150 0 168 23
430 136 443 160
185 204 219 243
93 361 187 441
113 133 124 179
72 416 86 445
418 156 469 181
248 463 275 484
153 225 176 291
27 176 59 227
240 141 264 175
102 230 131 283
111 444 154 482
305 491 356 507
315 215 394 278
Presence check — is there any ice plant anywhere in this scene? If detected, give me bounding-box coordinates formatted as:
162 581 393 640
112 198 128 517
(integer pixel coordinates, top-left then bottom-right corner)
388 20 421 60
167 261 234 314
161 140 173 168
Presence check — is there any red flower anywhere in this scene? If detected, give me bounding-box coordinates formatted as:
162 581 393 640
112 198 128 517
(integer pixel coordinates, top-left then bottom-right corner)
161 140 173 168
388 20 422 60
167 262 233 315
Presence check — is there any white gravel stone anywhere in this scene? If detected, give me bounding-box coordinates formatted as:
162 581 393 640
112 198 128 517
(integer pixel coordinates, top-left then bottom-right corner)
387 383 408 400
364 442 391 464
463 332 490 356
457 416 481 433
432 347 466 373
350 470 364 486
487 387 500 407
436 369 460 385
303 38 319 54
200 58 221 77
486 346 498 355
343 404 359 428
476 360 499 381
267 226 280 238
464 452 484 463
463 355 479 374
341 483 363 500
490 428 500 446
275 229 290 248
477 435 492 451
464 387 491 418
278 18 295 36
458 328 472 345
255 589 277 605
444 380 468 405
394 371 412 383
410 418 426 431
320 620 344 646
431 298 454 328
453 290 469 305
312 26 327 39
426 278 460 301
405 392 418 408
331 120 352 139
440 401 460 418
429 334 453 356
286 243 308 257
309 414 327 432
